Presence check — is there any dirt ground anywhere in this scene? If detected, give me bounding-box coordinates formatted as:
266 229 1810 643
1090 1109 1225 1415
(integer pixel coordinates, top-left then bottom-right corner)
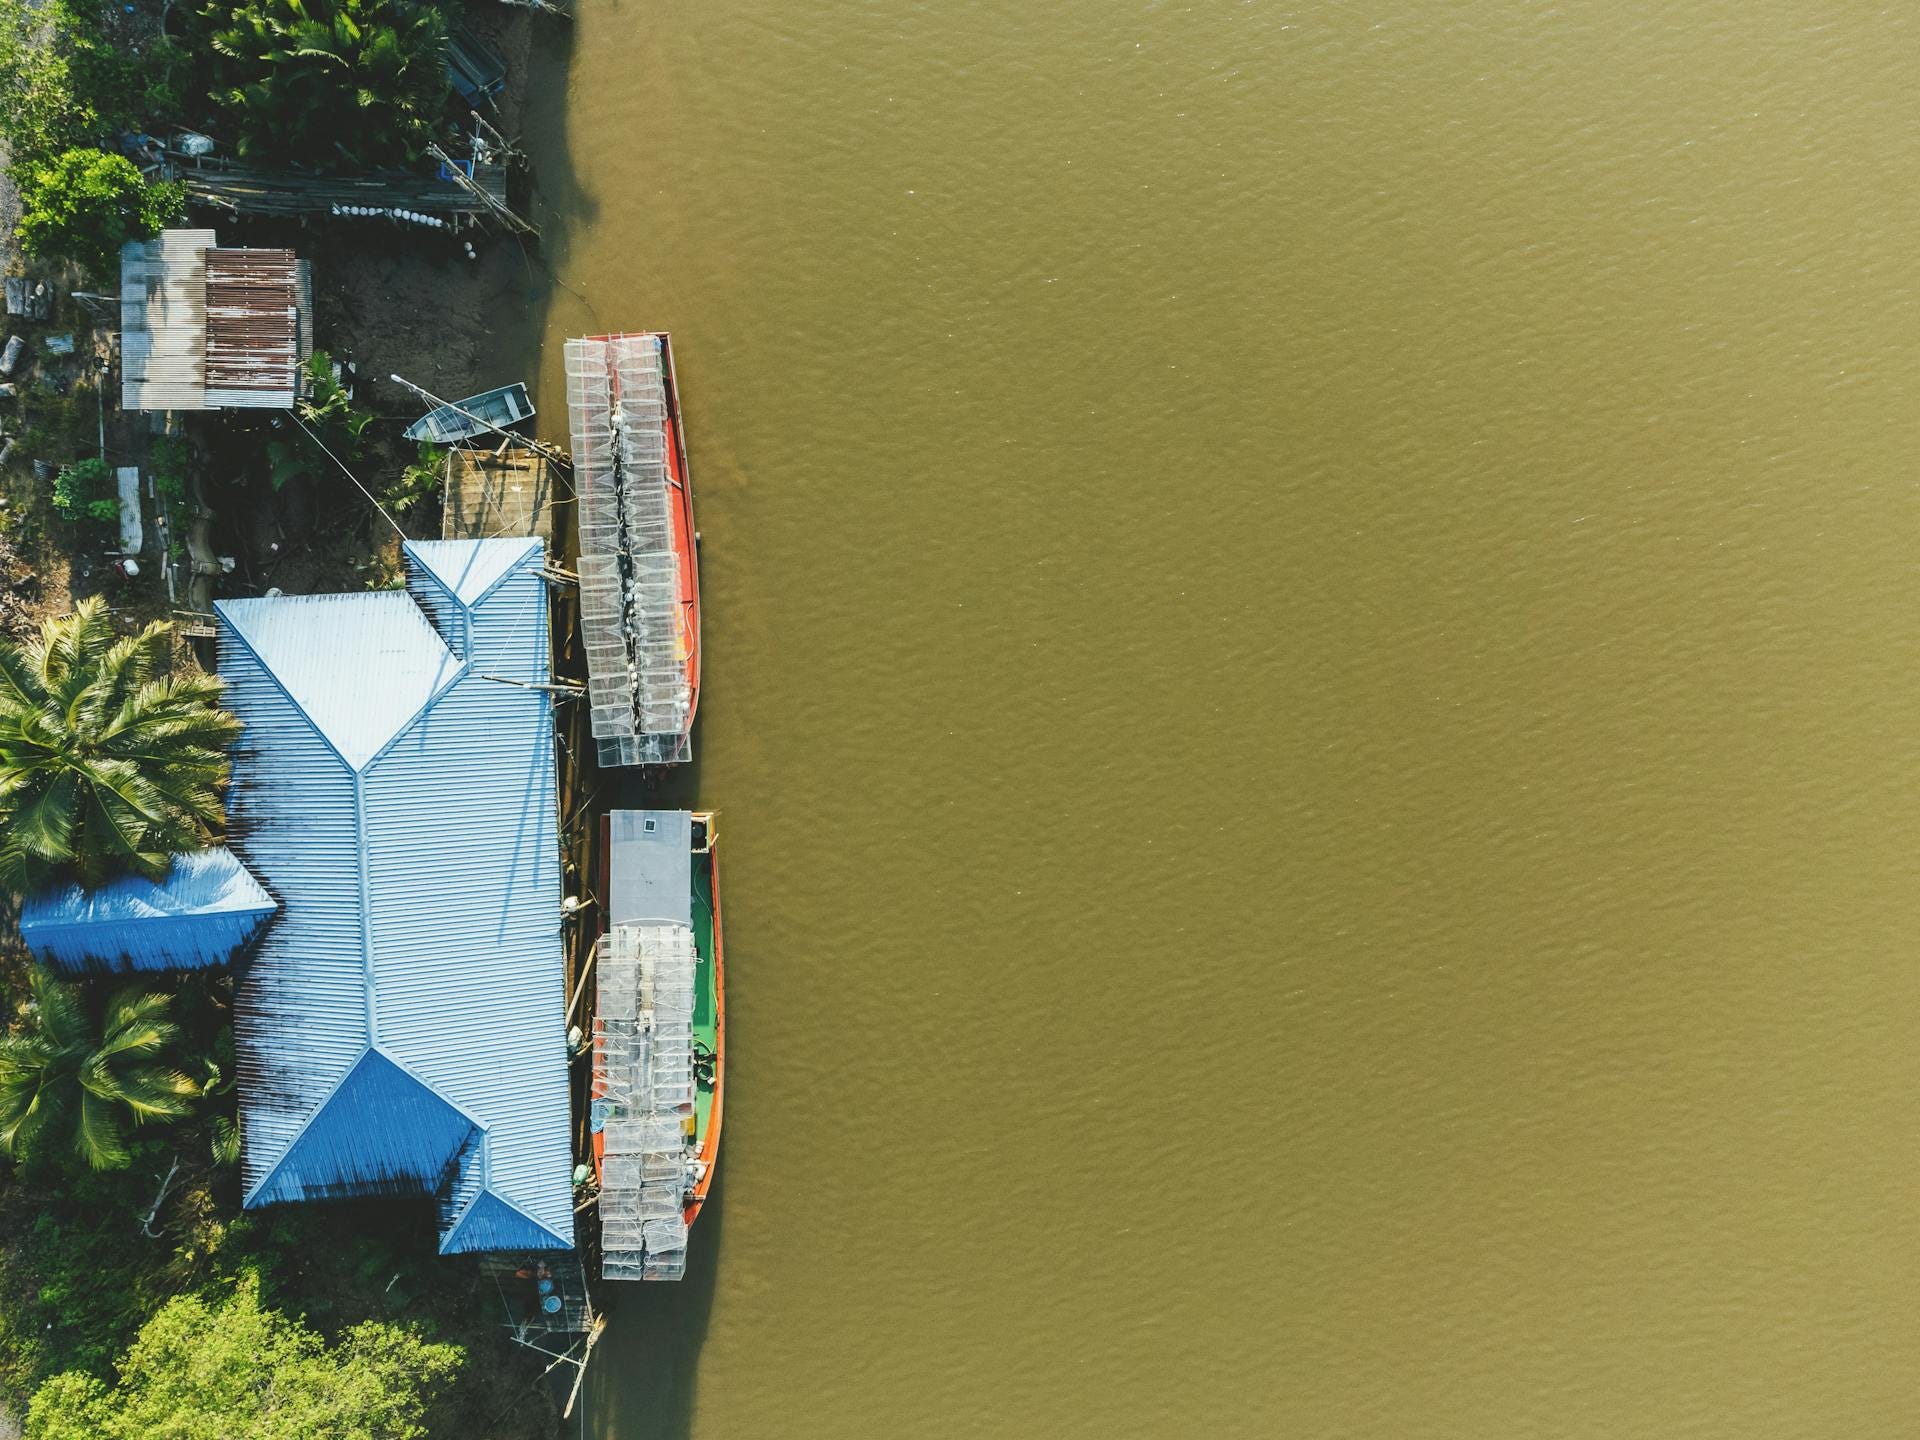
0 289 145 637
223 7 554 598
315 8 547 401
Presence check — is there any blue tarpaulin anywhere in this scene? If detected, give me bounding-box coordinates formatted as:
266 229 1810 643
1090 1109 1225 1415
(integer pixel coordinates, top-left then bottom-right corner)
20 847 276 974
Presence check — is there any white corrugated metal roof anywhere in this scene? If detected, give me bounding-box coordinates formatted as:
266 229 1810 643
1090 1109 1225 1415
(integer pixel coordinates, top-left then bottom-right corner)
121 230 214 411
217 591 460 769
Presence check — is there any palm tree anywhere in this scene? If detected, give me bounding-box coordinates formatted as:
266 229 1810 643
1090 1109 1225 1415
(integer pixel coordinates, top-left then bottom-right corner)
177 0 452 169
0 598 242 893
0 968 199 1170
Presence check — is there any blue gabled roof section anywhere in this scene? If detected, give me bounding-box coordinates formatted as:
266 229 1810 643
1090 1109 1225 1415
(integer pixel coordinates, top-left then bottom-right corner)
248 1048 477 1207
220 538 574 1254
218 591 461 769
20 847 276 974
440 1188 573 1256
407 538 539 608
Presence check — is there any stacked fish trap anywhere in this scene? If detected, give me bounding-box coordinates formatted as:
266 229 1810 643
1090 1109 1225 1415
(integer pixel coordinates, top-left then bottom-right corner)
593 924 698 1281
564 335 693 767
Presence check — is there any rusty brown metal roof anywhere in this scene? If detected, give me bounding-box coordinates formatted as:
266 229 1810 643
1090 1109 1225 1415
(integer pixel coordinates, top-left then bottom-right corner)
204 247 303 406
121 233 313 412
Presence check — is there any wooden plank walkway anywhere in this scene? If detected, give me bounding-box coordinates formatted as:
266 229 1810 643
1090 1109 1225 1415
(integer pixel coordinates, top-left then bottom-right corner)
183 162 514 230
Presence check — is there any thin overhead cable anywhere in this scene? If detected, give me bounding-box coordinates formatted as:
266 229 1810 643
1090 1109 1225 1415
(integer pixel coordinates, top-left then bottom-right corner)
286 411 405 540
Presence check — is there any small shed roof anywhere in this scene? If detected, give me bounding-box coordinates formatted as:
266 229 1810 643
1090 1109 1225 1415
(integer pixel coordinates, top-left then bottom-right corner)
121 229 213 411
204 247 308 406
20 848 277 975
120 231 312 411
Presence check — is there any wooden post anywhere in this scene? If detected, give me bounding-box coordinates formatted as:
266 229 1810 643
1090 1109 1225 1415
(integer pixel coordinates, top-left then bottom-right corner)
425 144 539 237
561 1316 608 1420
565 934 601 1030
140 1156 181 1238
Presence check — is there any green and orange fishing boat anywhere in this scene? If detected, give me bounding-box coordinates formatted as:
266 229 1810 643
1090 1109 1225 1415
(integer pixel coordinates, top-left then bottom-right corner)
590 809 724 1281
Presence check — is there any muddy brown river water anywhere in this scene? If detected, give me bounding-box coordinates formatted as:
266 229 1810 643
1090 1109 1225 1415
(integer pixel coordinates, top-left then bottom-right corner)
518 3 1920 1434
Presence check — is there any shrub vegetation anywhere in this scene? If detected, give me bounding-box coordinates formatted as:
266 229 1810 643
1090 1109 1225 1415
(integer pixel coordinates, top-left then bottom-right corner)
0 0 182 276
168 0 454 169
15 149 183 277
24 1278 462 1440
49 458 117 527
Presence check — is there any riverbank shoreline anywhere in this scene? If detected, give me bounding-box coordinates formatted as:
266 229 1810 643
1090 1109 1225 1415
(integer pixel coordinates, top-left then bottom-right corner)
305 4 548 425
215 0 558 596
0 2 578 1435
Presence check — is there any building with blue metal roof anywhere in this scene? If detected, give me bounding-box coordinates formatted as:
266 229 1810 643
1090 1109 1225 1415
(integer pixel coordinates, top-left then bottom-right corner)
218 537 574 1255
20 847 277 975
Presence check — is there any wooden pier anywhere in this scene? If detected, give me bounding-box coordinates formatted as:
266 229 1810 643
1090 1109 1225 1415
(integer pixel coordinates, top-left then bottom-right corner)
442 447 561 543
181 156 531 234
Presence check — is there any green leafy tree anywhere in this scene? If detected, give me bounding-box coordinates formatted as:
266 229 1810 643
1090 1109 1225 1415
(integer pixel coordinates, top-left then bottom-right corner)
24 1277 464 1439
0 0 89 169
0 968 197 1171
0 598 242 892
14 148 184 278
172 0 452 169
0 0 158 170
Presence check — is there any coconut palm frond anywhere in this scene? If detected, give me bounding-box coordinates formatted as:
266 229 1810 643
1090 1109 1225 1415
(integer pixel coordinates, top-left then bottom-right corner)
75 1089 132 1169
0 604 238 894
0 970 196 1170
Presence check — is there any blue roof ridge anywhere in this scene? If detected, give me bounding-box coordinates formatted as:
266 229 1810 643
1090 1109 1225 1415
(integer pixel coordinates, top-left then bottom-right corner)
24 850 278 925
213 605 356 773
348 541 548 776
353 541 549 778
20 848 280 975
353 770 377 1041
222 598 470 779
217 545 541 780
353 657 472 777
217 593 466 773
243 1046 376 1208
404 560 470 663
